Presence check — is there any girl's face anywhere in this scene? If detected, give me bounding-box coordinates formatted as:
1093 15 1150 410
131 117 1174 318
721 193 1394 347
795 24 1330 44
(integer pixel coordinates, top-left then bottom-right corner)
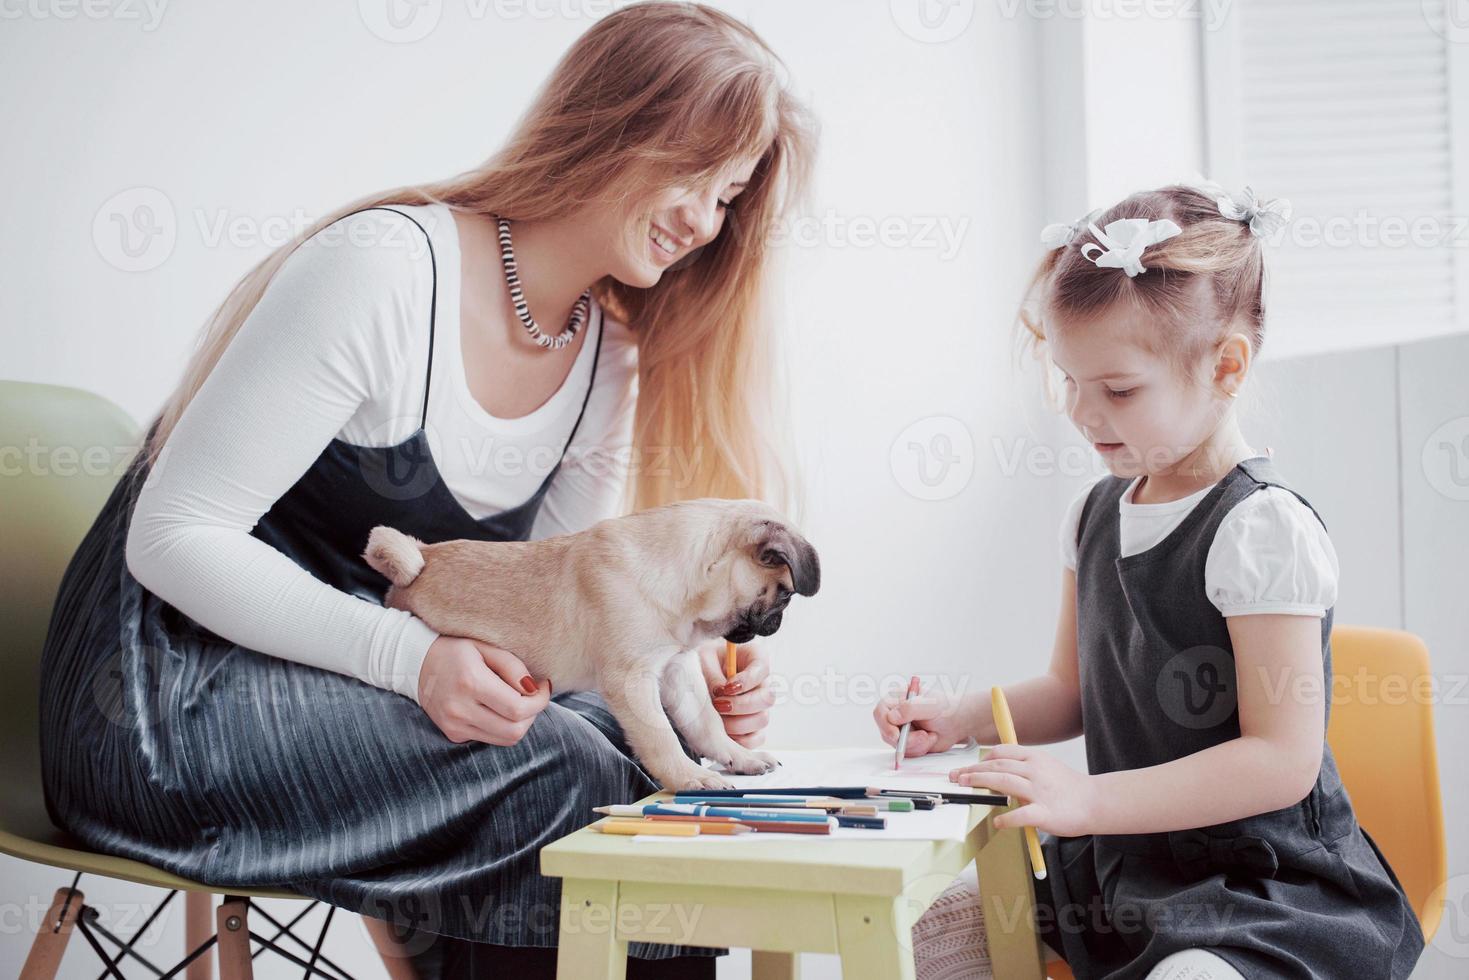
1048 305 1230 481
606 154 762 288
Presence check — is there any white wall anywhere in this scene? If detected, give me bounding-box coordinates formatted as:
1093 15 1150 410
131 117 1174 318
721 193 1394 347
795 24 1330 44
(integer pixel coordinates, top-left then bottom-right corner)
1248 334 1469 980
2 3 1461 979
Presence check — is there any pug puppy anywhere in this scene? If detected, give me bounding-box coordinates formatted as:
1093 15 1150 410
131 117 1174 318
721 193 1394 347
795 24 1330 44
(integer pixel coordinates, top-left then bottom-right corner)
362 498 820 790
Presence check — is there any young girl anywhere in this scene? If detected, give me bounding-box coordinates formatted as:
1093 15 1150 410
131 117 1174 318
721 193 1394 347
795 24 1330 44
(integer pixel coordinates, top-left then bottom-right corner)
882 184 1425 979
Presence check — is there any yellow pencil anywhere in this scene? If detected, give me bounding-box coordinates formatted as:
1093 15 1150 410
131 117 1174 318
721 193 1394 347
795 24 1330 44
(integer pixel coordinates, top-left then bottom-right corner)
990 686 1047 881
724 640 738 683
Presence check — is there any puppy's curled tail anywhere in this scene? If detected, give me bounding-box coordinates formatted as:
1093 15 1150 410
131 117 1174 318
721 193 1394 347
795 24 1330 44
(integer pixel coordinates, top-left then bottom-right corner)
363 526 427 588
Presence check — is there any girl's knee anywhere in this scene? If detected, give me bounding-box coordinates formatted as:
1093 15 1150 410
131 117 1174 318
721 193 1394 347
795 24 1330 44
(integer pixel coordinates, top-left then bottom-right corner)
1144 948 1246 980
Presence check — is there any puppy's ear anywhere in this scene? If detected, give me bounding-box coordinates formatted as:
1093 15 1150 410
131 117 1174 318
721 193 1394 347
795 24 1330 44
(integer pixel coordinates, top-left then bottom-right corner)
752 521 821 597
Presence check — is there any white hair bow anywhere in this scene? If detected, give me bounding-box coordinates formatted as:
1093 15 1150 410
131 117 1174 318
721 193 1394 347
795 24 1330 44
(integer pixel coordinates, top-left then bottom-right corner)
1216 185 1291 239
1040 209 1100 249
1080 218 1182 277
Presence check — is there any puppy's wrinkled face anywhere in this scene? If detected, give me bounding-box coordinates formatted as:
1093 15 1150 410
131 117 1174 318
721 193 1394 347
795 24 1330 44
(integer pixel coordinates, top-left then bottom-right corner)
700 503 821 644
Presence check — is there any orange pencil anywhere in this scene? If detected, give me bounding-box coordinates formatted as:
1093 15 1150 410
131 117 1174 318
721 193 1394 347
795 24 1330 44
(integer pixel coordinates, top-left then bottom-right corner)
640 814 829 835
643 816 753 835
724 640 738 683
595 819 700 836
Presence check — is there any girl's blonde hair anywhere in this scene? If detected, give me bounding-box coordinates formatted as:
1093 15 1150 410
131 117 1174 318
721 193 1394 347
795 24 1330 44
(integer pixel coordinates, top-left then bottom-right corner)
1018 184 1268 372
145 1 817 518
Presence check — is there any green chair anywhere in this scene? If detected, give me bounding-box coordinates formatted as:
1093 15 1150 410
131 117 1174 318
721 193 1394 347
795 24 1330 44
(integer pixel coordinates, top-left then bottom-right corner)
0 380 414 979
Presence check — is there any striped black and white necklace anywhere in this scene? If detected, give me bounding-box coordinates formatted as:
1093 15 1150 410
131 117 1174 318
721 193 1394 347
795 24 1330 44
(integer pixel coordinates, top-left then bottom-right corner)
495 217 591 352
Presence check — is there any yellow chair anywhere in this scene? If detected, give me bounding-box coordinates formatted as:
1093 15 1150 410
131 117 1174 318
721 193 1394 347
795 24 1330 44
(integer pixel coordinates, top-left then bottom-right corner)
1042 624 1447 979
1325 625 1447 942
0 380 414 979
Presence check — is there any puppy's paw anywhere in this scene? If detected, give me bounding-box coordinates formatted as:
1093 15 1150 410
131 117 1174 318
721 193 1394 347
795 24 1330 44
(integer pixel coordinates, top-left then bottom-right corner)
656 763 735 792
725 748 780 775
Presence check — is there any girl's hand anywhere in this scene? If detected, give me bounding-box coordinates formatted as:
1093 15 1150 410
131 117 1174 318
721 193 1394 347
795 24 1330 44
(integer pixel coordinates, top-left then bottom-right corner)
950 744 1099 836
418 635 551 745
873 687 971 757
697 641 775 748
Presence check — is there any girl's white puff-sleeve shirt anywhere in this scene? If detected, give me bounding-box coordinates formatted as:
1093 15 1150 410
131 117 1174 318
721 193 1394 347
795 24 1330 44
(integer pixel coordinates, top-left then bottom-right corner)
1058 470 1339 618
125 204 639 703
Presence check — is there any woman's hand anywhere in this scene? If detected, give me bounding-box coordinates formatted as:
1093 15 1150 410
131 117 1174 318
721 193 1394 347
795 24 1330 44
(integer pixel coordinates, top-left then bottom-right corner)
873 686 972 757
697 641 775 748
949 743 1098 836
417 635 551 745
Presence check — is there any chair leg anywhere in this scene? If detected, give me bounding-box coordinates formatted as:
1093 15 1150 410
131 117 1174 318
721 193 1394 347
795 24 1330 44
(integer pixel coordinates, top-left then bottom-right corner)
186 891 215 980
363 914 422 980
215 896 254 980
20 886 84 980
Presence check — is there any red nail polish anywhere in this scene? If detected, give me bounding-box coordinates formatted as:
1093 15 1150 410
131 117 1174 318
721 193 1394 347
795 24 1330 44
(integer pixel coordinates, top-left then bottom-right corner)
724 681 743 694
713 698 732 712
519 675 537 695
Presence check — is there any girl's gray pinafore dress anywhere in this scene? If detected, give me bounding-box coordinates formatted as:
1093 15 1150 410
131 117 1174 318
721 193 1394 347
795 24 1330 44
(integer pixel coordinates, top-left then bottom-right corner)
38 207 717 973
1031 456 1425 979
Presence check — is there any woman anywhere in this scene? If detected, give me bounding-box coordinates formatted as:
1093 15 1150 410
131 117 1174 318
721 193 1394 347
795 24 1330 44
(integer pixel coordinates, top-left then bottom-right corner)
38 4 816 977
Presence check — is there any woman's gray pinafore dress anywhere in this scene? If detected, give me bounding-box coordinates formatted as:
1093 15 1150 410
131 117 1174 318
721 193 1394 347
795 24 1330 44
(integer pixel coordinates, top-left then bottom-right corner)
38 207 717 972
1031 456 1425 979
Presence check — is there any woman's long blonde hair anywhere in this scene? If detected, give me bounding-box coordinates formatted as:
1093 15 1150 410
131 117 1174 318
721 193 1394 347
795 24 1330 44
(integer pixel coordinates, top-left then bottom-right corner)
145 1 817 518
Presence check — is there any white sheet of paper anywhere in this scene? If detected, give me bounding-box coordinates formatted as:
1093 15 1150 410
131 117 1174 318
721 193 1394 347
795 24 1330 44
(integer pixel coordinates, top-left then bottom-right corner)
629 746 998 844
721 745 995 797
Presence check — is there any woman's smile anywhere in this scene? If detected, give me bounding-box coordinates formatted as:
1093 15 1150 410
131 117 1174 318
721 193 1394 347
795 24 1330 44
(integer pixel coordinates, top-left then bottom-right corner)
649 222 684 262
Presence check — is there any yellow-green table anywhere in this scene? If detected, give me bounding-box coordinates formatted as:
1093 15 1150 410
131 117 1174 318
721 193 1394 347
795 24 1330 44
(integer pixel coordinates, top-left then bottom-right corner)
540 794 1047 980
